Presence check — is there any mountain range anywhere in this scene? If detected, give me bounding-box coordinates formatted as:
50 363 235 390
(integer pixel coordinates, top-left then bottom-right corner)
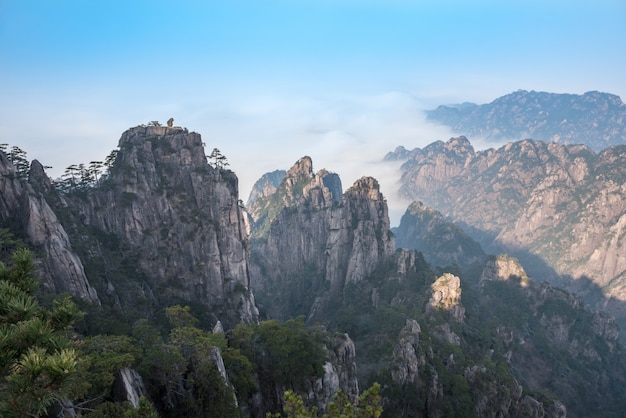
386 136 626 338
426 90 626 151
1 89 626 417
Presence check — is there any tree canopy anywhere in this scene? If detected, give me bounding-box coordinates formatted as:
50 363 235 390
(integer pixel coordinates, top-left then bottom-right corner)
0 249 81 417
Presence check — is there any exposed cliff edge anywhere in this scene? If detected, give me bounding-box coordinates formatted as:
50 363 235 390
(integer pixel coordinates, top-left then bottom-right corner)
0 153 99 303
47 125 258 326
248 156 394 318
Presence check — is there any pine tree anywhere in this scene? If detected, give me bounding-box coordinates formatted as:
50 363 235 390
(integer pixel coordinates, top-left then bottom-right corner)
0 248 81 417
7 146 30 179
208 148 229 170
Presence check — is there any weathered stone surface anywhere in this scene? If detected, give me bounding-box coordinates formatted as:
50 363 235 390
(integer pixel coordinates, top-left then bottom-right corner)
246 169 285 210
391 319 422 387
0 155 99 303
64 125 258 325
313 333 359 409
113 368 147 408
250 157 394 308
479 255 530 287
426 273 465 323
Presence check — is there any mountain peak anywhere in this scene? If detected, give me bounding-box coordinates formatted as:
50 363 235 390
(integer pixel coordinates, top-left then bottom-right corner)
286 156 314 178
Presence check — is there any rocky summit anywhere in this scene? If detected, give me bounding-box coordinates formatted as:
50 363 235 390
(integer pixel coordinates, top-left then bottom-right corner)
31 125 259 327
426 90 626 151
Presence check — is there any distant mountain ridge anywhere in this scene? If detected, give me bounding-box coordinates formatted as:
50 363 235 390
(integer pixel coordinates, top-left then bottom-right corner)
426 90 626 151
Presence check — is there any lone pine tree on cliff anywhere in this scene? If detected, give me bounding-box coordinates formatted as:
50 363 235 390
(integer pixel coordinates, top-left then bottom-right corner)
208 148 229 170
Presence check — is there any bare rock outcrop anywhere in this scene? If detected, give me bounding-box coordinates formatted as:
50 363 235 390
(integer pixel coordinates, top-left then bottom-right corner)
390 319 422 387
0 154 99 303
314 333 359 410
113 368 148 408
62 125 258 326
479 255 530 287
249 157 395 314
426 273 465 323
394 200 486 268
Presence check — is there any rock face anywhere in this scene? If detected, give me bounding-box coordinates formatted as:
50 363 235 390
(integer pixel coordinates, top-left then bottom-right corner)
394 201 486 269
0 154 99 303
389 136 626 333
388 316 567 418
314 333 359 409
426 90 626 151
246 169 286 215
249 157 394 317
479 255 530 287
476 255 624 417
391 319 422 387
426 273 465 323
59 126 258 326
113 368 148 408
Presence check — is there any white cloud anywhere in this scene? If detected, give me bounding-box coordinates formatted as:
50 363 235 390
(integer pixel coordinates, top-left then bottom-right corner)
192 91 456 225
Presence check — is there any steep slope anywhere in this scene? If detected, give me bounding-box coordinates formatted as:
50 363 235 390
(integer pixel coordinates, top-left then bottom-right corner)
426 90 626 151
0 153 99 303
50 125 258 326
388 136 626 329
246 169 285 209
393 200 486 269
249 156 394 318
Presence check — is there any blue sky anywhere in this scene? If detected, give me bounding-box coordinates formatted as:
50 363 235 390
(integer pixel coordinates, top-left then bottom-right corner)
1 0 625 222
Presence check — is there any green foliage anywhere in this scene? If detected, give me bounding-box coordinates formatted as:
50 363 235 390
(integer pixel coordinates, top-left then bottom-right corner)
267 383 382 418
222 347 256 401
73 335 139 401
87 397 158 418
182 359 241 418
232 317 327 390
133 305 239 416
0 249 80 417
166 304 200 328
0 228 24 258
208 148 230 170
6 145 30 179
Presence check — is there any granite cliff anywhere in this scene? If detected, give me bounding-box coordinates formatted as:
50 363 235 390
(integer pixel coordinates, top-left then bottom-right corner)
393 200 486 270
248 156 394 318
43 125 258 326
3 122 626 416
0 153 99 303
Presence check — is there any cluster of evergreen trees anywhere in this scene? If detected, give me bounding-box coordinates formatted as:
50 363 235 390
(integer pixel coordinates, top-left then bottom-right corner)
0 238 381 417
1 144 33 179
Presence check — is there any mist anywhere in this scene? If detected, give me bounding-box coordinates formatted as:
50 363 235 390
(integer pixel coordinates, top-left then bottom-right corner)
195 91 456 226
3 89 497 226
